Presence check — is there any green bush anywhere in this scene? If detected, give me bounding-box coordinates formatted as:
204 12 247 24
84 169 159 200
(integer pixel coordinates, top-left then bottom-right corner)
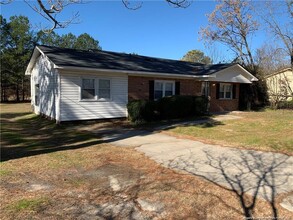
193 96 209 114
277 100 293 109
127 100 159 122
159 95 193 119
127 95 208 122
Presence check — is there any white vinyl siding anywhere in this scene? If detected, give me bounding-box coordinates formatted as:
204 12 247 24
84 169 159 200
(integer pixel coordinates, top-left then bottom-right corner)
30 55 60 121
60 72 128 121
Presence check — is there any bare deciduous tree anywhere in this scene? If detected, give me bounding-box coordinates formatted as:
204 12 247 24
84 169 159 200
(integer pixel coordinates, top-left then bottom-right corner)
205 45 228 64
255 44 290 76
1 0 190 32
24 0 82 33
200 0 258 71
259 0 293 70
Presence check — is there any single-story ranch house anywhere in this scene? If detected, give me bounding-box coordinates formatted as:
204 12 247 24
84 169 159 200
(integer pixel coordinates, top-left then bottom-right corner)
25 45 258 122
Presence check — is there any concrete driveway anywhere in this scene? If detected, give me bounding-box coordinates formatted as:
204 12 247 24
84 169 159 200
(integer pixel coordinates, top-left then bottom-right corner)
98 118 293 211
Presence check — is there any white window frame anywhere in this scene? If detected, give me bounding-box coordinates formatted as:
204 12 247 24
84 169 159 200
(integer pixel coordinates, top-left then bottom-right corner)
219 83 233 100
97 78 111 101
154 80 175 100
201 81 210 97
80 77 112 101
80 78 97 100
35 83 40 106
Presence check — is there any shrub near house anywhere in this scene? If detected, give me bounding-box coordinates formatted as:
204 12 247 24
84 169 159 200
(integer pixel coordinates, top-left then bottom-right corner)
127 95 208 122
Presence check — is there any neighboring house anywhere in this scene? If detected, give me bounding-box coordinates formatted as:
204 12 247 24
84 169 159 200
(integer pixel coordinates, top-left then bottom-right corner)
25 45 258 122
264 68 293 104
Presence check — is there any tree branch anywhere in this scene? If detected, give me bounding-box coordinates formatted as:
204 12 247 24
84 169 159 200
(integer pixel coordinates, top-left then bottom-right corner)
122 0 142 10
166 0 190 8
0 0 13 4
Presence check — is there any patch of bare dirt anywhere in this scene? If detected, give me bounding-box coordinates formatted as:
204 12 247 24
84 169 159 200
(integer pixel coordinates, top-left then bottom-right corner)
1 103 292 219
1 145 293 220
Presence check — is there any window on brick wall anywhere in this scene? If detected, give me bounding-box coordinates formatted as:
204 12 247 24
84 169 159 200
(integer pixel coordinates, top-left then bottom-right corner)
219 83 232 99
154 80 175 100
201 82 210 97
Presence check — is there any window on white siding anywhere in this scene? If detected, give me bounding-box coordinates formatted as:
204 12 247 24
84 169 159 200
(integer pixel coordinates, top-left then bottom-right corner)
35 84 39 106
98 79 111 100
154 81 175 100
81 78 111 101
219 83 232 99
81 79 95 100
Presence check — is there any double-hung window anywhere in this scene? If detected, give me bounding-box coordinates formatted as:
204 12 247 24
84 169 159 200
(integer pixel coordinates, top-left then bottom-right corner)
98 79 111 100
219 83 232 99
201 82 210 97
35 84 39 106
154 81 175 100
81 78 96 100
81 78 111 101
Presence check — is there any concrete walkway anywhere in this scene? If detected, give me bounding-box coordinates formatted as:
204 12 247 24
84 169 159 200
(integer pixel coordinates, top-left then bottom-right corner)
99 116 293 210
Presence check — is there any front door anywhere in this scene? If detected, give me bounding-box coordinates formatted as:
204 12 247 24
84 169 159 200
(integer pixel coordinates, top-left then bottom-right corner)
201 81 210 112
201 81 210 97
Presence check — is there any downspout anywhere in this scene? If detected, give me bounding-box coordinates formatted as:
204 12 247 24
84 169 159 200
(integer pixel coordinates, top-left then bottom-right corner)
56 69 61 124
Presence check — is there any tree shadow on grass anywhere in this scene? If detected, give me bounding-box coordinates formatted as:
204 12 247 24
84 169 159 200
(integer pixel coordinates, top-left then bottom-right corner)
0 112 153 162
167 149 292 219
0 113 103 162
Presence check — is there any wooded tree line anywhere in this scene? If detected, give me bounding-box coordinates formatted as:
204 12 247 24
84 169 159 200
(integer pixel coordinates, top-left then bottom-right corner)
0 15 101 102
1 0 292 108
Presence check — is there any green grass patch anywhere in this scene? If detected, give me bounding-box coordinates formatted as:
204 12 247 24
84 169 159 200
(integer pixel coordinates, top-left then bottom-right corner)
169 110 293 153
0 168 12 177
47 150 88 169
8 197 50 212
1 103 101 161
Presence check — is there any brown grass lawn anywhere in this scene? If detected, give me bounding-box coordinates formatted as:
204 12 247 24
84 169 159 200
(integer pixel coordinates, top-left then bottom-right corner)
166 110 293 155
0 103 292 219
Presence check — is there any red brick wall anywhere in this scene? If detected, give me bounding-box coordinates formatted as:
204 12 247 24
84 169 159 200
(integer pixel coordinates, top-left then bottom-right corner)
209 82 240 112
128 76 202 101
128 76 240 112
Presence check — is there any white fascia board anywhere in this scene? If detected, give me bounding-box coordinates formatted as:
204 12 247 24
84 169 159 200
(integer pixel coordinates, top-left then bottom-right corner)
25 46 44 75
264 68 292 79
210 64 258 83
236 64 258 81
55 65 215 79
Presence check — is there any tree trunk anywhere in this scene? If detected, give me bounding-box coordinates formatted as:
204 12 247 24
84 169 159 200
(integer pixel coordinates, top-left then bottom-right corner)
22 78 25 101
16 84 20 102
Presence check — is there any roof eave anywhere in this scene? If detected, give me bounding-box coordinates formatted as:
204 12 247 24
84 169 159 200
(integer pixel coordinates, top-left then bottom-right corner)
25 46 44 75
56 65 216 79
210 64 258 83
264 67 292 79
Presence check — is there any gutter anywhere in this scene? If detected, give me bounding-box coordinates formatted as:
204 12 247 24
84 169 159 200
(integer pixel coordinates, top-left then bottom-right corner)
55 65 215 79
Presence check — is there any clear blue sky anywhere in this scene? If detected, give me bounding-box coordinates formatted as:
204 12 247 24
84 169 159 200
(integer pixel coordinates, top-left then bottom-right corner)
0 0 283 61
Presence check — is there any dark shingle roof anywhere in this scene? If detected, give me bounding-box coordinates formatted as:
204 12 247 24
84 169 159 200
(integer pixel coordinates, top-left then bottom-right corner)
37 45 234 76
